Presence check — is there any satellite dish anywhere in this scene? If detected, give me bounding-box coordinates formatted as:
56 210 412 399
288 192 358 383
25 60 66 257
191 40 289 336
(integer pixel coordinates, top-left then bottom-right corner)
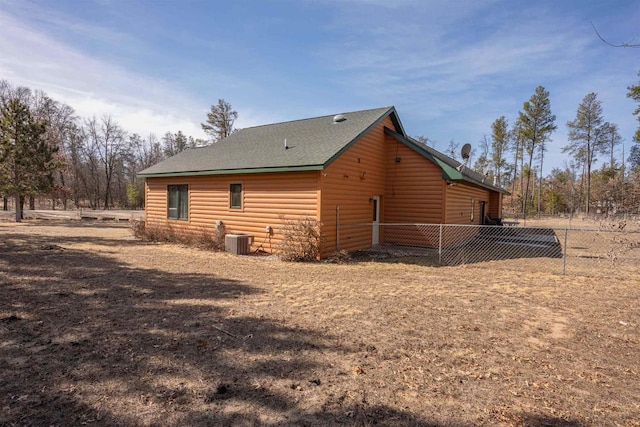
457 143 472 172
461 143 471 160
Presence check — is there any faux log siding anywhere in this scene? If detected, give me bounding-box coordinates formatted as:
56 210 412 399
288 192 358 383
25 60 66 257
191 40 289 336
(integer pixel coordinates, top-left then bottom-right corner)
489 191 502 218
145 172 319 252
382 139 445 247
319 117 393 256
444 183 491 225
442 184 491 247
384 138 444 223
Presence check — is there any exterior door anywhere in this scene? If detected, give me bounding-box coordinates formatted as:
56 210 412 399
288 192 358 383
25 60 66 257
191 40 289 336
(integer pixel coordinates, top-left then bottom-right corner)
372 196 380 245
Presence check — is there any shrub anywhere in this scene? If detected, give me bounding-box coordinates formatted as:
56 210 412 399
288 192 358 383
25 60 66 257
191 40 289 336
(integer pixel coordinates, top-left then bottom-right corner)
279 216 322 261
131 220 225 251
193 224 226 251
130 219 146 239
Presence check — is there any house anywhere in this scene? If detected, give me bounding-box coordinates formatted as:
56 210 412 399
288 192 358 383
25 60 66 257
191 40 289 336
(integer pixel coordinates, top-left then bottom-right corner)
138 106 508 258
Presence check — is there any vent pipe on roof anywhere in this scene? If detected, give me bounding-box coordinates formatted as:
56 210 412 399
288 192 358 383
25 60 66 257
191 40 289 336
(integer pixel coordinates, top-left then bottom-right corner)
284 139 288 149
333 114 346 123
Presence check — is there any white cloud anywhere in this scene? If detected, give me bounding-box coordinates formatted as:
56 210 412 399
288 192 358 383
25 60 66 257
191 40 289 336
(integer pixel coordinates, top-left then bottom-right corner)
0 10 208 139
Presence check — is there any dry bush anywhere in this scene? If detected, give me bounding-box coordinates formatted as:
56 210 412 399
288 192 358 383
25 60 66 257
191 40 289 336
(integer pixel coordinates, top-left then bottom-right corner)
325 250 352 264
144 223 177 243
605 233 640 266
279 216 322 261
131 220 224 251
193 224 226 251
598 216 628 231
130 219 146 239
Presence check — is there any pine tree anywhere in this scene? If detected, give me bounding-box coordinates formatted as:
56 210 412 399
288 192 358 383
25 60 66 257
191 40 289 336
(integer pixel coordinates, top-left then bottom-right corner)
563 93 607 214
490 116 509 186
627 70 640 143
0 98 56 222
517 86 556 217
201 99 238 142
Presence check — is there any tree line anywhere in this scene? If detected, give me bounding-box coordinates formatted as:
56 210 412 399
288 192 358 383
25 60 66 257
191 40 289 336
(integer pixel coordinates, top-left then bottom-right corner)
0 80 236 221
2 74 639 221
426 73 640 218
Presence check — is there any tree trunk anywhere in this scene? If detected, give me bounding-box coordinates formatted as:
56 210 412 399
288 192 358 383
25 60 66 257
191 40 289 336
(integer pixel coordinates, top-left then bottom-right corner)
60 171 68 210
3 196 7 211
29 196 35 210
538 154 544 218
511 151 518 212
15 194 22 223
519 154 525 216
586 144 591 215
523 153 534 219
586 161 591 215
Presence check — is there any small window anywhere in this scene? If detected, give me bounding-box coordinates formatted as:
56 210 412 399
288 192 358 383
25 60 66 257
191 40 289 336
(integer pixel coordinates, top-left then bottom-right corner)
168 184 188 220
230 183 242 209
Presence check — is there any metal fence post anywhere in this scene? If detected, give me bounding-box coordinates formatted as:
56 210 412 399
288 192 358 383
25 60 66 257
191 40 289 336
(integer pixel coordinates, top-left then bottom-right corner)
438 224 443 265
562 228 568 276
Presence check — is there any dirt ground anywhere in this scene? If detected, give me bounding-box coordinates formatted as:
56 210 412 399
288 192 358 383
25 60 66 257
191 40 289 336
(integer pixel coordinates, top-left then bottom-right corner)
1 220 639 426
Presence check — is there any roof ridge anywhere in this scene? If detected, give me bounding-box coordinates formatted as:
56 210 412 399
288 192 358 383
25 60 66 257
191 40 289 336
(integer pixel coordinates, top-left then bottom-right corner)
233 106 393 132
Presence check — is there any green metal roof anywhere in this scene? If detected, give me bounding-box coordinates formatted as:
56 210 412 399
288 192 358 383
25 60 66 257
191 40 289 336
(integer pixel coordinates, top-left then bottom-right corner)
384 128 510 194
138 106 403 177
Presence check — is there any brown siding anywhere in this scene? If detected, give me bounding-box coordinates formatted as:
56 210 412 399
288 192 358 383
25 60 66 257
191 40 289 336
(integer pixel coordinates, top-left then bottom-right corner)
442 183 492 247
489 191 502 218
384 139 444 223
319 117 393 256
444 183 491 225
145 171 319 253
381 139 445 247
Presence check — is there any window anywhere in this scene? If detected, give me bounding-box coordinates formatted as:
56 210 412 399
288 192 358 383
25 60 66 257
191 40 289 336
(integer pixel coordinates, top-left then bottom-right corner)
168 184 188 220
230 183 242 209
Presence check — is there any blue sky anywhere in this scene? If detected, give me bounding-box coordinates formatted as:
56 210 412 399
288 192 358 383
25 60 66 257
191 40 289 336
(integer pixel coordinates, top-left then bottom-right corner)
1 0 638 172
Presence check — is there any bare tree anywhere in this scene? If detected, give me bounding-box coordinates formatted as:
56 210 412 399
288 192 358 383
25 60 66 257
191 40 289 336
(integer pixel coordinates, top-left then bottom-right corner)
446 140 460 161
414 135 435 147
84 116 126 209
591 22 640 48
472 136 491 177
30 91 77 209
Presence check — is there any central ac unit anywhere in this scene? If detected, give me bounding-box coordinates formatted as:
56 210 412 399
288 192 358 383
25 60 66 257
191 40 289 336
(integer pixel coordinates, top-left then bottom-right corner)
225 234 251 255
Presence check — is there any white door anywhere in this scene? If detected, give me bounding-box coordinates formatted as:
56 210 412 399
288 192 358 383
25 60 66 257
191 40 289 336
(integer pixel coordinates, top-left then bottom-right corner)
372 196 380 245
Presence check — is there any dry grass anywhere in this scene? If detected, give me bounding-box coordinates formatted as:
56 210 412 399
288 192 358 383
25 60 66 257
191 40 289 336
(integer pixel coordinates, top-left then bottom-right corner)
1 220 639 426
505 215 640 231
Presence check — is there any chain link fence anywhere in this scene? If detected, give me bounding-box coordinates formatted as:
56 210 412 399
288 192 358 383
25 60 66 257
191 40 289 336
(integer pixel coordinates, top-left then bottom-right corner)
337 222 640 277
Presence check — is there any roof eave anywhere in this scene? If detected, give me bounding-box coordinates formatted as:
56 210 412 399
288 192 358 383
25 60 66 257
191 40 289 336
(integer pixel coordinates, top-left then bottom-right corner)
137 164 324 179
